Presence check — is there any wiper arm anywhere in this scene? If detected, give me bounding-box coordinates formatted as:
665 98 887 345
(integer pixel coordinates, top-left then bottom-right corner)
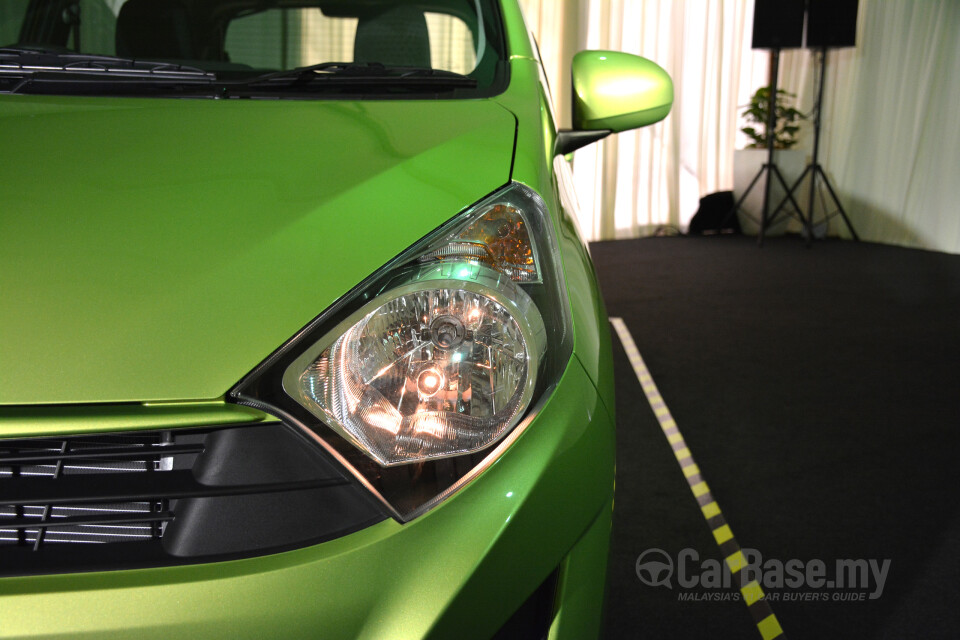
233 61 478 89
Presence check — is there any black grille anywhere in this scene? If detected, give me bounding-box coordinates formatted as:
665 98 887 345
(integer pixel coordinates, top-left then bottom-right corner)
1 433 192 548
0 424 386 576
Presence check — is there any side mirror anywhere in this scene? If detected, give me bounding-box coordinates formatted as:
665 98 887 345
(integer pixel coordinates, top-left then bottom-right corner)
555 50 674 156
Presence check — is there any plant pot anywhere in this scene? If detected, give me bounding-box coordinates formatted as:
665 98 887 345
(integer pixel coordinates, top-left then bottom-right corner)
733 149 808 236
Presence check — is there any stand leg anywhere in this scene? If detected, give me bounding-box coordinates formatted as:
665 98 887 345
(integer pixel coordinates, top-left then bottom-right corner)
769 164 809 231
758 49 781 248
816 166 860 241
770 47 859 246
766 164 814 230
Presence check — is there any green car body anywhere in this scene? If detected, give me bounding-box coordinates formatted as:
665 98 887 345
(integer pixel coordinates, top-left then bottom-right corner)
0 1 671 637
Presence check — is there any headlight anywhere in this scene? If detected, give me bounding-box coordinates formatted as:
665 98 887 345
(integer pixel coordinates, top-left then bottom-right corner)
231 183 571 519
284 263 546 466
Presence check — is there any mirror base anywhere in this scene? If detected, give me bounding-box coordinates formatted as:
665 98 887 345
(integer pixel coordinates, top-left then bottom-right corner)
554 129 612 156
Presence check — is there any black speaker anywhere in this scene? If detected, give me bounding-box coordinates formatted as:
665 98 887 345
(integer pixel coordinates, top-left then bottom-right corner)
806 0 859 48
751 0 805 49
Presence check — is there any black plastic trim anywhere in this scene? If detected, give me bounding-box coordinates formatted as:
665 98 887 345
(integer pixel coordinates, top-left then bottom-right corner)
0 422 388 576
554 129 612 156
490 568 559 640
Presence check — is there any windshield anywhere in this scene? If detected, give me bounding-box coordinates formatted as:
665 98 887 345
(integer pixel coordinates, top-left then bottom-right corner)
0 0 507 98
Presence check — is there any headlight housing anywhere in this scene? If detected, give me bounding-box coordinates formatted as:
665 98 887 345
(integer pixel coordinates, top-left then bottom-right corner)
230 183 572 520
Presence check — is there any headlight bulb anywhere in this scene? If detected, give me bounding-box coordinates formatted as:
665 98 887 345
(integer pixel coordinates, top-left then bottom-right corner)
417 368 444 397
429 315 466 349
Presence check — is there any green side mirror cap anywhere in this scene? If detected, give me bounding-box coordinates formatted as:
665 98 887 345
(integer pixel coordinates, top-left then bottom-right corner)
571 50 673 133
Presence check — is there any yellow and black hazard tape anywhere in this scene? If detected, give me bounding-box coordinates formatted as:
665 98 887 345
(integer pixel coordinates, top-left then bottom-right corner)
610 318 786 640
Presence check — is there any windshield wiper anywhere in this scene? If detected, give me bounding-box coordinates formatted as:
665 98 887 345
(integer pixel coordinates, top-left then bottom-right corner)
0 47 215 93
232 62 478 90
0 49 477 97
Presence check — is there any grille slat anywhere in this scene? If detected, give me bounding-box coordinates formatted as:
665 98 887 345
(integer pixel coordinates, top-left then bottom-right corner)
1 433 175 550
0 442 204 466
1 469 348 506
1 510 174 530
32 441 66 550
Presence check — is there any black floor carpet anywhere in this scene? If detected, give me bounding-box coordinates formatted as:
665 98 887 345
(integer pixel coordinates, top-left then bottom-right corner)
593 236 960 639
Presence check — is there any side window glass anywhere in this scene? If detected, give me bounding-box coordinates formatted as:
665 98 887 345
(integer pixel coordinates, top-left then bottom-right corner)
226 9 359 70
300 10 357 66
224 8 477 73
425 12 476 74
0 0 30 45
77 0 118 56
226 9 304 69
62 1 118 55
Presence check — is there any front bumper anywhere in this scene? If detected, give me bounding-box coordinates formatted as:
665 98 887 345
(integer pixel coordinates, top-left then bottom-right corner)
0 356 613 640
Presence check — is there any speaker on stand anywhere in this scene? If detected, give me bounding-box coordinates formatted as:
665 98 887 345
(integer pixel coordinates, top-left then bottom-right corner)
771 0 861 246
723 0 806 247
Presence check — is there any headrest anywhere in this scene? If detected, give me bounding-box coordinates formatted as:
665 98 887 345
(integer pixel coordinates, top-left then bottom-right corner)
115 0 194 60
354 6 431 68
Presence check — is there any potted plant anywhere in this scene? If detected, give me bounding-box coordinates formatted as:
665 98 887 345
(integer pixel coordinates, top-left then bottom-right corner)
740 87 806 149
733 87 809 235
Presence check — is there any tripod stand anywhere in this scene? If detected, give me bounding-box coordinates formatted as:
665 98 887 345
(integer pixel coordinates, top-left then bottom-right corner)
724 49 806 247
771 47 859 246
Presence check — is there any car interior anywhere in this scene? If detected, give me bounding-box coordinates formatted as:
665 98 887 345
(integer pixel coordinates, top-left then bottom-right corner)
11 0 500 79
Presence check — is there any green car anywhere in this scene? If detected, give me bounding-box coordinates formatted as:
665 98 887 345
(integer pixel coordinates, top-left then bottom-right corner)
0 1 671 637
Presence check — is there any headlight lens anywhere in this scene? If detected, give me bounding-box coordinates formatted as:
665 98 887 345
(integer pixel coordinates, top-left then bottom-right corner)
288 270 546 466
231 183 571 519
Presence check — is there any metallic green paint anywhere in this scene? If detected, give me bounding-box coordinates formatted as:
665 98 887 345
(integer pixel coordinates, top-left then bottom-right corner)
571 50 674 132
499 0 537 61
0 97 515 405
0 359 613 640
0 401 267 439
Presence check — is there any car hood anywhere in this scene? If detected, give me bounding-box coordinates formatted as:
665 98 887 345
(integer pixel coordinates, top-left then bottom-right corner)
0 96 516 405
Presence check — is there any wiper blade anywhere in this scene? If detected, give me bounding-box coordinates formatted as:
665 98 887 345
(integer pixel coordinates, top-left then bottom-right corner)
233 61 478 89
0 47 214 93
